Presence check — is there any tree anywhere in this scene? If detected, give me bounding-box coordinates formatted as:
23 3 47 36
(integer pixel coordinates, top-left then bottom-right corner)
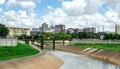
0 24 9 37
53 32 72 45
78 32 87 39
104 33 114 40
113 33 120 40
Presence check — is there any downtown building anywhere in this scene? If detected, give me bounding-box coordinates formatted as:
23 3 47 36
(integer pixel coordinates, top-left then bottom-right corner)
67 28 74 33
42 23 48 33
74 28 83 33
55 24 65 33
66 28 83 34
83 27 96 33
30 27 41 35
115 24 120 34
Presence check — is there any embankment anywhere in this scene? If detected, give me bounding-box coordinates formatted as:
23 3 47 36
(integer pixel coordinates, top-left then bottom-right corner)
0 53 63 69
56 46 120 65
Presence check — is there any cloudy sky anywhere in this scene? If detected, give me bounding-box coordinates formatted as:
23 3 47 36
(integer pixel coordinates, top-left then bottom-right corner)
0 0 120 32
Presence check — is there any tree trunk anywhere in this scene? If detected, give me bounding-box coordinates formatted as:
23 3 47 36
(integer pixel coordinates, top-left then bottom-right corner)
63 39 65 46
31 40 34 45
53 39 55 50
40 40 44 50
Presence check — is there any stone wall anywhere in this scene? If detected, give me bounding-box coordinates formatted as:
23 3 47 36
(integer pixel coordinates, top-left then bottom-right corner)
0 38 17 46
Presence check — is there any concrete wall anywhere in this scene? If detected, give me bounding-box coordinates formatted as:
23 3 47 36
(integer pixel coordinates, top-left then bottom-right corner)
57 46 120 66
0 38 17 46
70 39 120 44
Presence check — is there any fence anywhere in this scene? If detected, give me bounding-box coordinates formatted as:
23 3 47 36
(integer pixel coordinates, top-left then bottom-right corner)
0 38 17 46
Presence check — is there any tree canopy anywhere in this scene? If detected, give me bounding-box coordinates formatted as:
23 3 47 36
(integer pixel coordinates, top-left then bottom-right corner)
0 24 9 37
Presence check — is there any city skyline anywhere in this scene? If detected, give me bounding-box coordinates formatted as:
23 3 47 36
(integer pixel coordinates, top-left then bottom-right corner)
0 0 120 32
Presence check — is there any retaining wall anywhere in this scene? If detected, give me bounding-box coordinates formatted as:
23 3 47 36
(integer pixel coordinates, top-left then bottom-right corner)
70 39 120 44
0 38 17 46
56 46 120 65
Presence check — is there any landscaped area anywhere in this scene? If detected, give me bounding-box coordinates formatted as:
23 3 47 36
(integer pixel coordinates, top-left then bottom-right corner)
0 42 39 61
73 43 120 51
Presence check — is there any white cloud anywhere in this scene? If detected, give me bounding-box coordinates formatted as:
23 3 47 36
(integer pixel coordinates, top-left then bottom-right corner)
62 0 86 16
7 0 17 6
85 0 103 15
40 0 120 32
47 6 54 11
19 1 36 9
0 0 5 5
0 8 2 12
7 0 37 9
106 0 120 4
105 11 119 23
1 10 40 28
2 0 120 32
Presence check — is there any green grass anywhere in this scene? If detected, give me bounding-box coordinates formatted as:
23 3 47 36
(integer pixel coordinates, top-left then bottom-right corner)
73 43 120 51
0 42 39 61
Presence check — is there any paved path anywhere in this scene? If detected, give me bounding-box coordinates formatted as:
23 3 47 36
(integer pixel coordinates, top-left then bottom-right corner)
50 50 120 69
0 52 63 69
0 41 63 69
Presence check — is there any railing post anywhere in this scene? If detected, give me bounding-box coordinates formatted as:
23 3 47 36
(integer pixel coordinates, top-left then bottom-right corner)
31 40 34 45
63 39 65 46
53 39 55 50
40 39 44 50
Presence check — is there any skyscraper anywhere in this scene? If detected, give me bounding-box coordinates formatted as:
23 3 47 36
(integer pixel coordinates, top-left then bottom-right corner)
115 24 120 34
55 24 65 32
83 27 96 33
42 23 48 33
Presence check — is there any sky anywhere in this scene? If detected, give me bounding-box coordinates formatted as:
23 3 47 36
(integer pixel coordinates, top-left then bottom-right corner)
0 0 120 32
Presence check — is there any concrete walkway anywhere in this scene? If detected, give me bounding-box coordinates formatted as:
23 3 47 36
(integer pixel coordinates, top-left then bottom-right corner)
0 52 63 69
0 41 63 69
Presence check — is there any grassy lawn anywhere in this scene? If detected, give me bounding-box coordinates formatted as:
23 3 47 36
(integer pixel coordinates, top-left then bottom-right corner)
0 42 39 61
73 43 120 51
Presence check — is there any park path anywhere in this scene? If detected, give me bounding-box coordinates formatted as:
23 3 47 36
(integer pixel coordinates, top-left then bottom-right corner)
0 41 63 69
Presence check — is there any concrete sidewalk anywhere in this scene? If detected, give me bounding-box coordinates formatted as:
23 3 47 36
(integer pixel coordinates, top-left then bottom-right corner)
0 53 63 69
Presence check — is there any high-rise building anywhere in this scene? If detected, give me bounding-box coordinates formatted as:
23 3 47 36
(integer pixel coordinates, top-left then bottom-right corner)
42 23 48 33
67 28 74 33
83 27 96 33
55 24 65 32
74 28 83 33
115 25 120 34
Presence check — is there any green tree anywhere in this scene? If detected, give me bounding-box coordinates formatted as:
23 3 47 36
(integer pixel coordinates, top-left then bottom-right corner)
0 24 9 37
54 32 72 45
104 33 114 40
78 32 87 39
113 33 119 40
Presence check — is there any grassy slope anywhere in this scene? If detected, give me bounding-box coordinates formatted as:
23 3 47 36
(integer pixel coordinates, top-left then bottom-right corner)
73 43 120 51
0 42 39 61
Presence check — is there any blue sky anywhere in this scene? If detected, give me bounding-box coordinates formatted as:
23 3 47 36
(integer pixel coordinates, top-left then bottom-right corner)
0 0 120 32
35 0 62 17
